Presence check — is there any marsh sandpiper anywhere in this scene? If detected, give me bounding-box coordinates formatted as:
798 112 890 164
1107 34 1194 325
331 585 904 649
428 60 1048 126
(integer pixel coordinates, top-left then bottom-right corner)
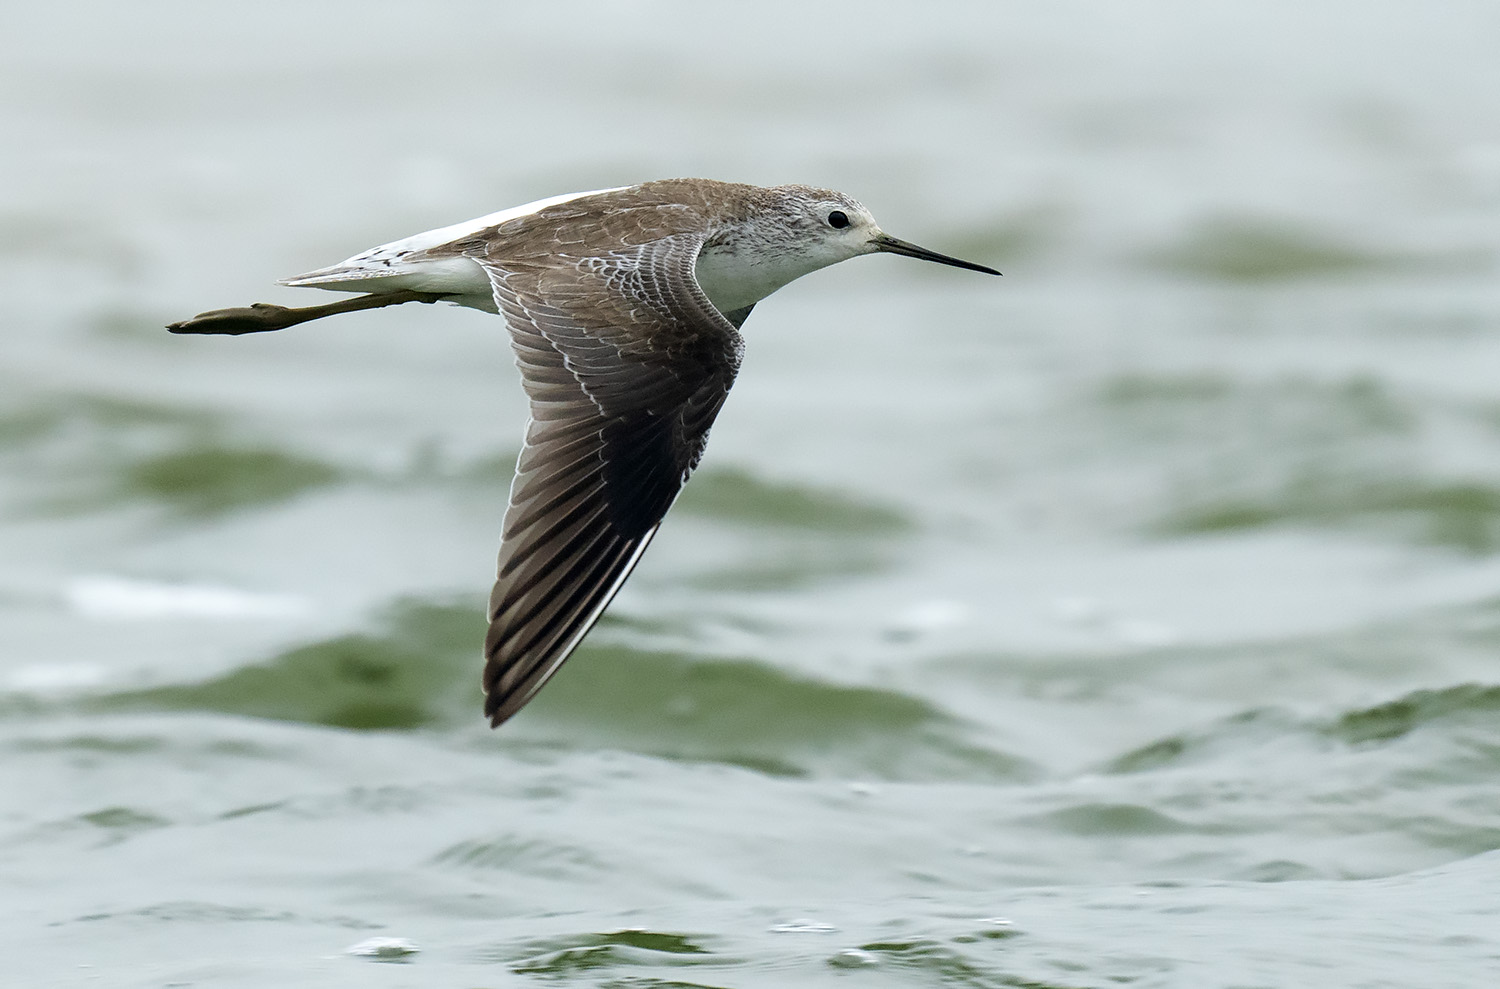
169 178 999 726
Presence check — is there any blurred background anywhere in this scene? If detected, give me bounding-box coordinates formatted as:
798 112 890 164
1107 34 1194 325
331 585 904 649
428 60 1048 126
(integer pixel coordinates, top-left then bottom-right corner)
4 2 1500 986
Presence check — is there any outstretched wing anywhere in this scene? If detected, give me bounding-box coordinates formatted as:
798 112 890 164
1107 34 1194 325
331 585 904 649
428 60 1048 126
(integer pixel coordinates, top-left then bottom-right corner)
473 234 743 727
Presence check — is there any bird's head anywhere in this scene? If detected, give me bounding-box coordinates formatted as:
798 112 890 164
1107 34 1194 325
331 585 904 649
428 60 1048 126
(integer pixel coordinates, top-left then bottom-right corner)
770 185 1000 277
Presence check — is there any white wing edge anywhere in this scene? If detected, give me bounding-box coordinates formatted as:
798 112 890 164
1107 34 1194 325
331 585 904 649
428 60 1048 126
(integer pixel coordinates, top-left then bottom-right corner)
486 524 661 725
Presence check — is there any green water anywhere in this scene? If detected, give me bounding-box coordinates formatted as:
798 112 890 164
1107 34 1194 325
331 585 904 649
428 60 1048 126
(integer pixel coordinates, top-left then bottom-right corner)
5 2 1500 986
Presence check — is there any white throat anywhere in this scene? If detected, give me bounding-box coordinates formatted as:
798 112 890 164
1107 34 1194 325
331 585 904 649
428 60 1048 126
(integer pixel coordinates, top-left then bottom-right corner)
693 241 842 315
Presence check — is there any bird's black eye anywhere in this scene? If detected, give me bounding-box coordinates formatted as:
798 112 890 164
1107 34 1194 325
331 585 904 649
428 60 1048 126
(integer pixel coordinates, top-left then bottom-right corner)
827 210 849 229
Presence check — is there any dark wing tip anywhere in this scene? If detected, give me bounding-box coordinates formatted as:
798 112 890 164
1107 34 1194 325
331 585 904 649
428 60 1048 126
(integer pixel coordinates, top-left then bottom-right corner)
482 649 533 729
479 527 660 730
484 681 520 728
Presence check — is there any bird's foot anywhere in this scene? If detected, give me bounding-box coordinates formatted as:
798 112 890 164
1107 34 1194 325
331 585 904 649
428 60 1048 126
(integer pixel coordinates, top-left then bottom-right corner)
167 303 304 335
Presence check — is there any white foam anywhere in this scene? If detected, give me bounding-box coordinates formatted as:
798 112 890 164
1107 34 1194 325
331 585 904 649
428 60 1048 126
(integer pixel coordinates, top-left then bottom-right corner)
345 936 420 959
64 575 308 620
6 663 108 694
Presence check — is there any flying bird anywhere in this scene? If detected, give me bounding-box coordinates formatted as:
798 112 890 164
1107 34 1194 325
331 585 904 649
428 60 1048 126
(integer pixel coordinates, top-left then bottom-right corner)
169 178 999 727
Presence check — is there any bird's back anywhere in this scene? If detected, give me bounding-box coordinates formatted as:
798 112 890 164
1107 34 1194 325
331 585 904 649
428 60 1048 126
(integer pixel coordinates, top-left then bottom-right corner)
276 180 761 311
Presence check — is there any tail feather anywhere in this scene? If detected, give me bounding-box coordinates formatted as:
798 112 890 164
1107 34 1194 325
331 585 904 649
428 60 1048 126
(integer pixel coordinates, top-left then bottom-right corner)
279 253 493 307
278 261 382 288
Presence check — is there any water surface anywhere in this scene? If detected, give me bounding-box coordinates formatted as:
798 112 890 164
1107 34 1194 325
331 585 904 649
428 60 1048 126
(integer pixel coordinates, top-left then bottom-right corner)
4 2 1500 986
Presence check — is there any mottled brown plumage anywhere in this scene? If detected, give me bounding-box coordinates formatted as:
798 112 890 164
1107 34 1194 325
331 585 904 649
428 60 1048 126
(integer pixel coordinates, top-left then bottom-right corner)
168 178 998 728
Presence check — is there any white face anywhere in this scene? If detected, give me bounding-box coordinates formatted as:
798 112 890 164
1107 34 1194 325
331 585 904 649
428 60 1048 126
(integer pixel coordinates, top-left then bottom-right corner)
803 197 884 264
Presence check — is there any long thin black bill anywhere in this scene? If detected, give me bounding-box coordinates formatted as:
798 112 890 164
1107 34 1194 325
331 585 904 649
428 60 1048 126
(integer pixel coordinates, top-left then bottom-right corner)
873 235 1000 276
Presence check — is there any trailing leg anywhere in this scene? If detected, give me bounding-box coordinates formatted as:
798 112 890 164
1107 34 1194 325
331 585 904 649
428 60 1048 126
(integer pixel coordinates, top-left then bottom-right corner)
167 290 445 335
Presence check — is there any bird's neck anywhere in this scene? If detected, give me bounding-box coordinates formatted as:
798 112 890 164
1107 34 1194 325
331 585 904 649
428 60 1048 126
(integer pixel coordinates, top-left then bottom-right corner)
693 240 833 316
